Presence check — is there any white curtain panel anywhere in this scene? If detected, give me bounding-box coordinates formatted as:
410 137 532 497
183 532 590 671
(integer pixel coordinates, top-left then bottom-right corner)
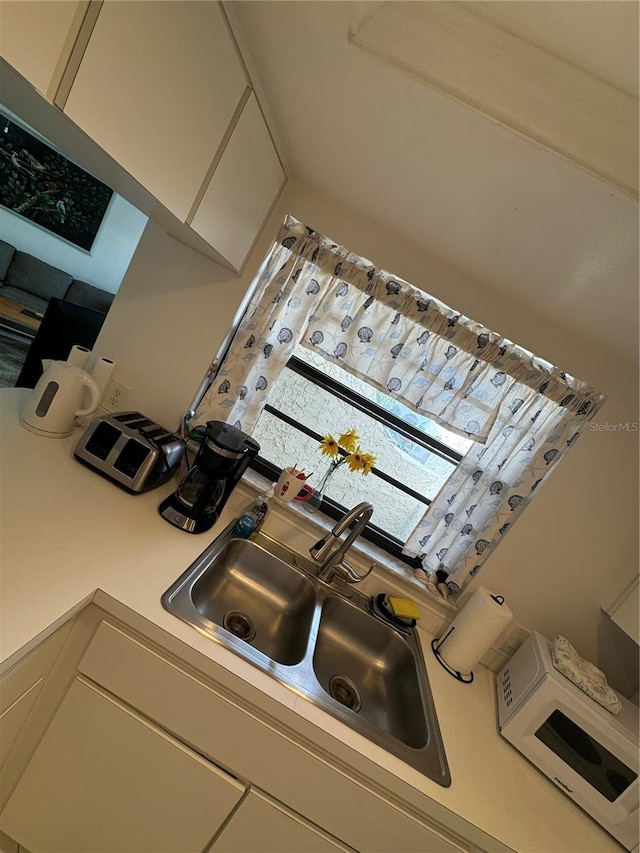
195 216 606 594
404 383 598 592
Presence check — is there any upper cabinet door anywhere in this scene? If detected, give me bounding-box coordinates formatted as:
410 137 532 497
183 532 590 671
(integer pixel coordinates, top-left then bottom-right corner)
0 0 87 100
190 92 286 271
64 0 248 222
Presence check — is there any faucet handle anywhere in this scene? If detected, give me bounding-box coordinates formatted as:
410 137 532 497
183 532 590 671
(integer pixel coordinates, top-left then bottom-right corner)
340 560 377 584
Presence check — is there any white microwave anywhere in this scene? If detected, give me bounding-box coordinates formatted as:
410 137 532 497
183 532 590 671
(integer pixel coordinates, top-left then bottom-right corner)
497 631 639 851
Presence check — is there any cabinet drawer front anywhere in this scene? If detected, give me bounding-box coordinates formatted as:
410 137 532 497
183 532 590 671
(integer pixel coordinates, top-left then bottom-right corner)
0 677 244 853
213 788 353 853
79 621 470 852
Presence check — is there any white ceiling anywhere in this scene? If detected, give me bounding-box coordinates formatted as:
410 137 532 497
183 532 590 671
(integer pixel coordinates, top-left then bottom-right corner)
229 0 639 368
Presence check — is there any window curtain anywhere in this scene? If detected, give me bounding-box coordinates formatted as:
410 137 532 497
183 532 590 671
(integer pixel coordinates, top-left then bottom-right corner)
194 215 606 594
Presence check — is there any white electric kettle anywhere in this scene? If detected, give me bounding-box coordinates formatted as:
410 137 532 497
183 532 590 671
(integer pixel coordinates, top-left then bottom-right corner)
20 361 101 438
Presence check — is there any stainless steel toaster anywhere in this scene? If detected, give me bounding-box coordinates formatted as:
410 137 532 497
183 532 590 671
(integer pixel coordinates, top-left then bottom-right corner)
74 411 186 493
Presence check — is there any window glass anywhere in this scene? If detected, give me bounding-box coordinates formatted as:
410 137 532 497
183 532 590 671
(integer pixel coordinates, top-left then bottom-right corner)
296 347 473 455
251 346 472 543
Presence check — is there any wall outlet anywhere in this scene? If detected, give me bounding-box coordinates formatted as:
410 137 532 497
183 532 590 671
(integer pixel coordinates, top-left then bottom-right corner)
102 378 132 412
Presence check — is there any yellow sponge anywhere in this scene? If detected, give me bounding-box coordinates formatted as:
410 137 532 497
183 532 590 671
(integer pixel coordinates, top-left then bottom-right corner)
388 596 420 621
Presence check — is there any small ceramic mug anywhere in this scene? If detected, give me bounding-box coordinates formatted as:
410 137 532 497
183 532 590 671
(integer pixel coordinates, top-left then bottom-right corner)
274 467 314 502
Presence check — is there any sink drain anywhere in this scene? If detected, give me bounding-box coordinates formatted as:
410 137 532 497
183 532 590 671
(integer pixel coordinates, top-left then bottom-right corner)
223 611 256 642
329 675 362 712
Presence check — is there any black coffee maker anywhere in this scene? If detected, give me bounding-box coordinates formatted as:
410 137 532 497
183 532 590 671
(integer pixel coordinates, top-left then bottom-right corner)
159 421 259 533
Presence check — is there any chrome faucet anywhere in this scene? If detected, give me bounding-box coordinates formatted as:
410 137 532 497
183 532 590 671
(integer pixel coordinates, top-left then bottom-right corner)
309 502 375 584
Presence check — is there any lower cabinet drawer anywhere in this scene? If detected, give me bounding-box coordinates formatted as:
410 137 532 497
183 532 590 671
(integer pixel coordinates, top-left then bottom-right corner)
212 789 353 853
78 620 471 853
0 677 245 853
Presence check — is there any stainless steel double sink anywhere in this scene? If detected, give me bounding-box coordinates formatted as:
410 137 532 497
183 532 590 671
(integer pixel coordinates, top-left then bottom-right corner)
162 526 450 785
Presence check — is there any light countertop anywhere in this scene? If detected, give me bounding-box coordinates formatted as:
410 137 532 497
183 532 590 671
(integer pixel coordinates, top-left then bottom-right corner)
0 389 622 852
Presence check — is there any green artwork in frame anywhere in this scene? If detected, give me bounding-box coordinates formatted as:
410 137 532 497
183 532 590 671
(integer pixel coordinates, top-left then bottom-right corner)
0 112 113 251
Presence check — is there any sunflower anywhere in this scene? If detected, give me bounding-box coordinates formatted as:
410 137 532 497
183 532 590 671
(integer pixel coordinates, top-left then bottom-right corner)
345 448 368 473
337 428 359 453
320 434 340 458
360 452 376 475
344 450 363 473
317 428 375 477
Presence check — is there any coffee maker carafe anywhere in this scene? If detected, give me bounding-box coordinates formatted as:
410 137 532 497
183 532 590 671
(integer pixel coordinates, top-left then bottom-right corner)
159 421 259 533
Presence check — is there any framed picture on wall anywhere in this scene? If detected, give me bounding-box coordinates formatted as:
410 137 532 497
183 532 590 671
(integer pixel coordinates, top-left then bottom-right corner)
0 111 113 251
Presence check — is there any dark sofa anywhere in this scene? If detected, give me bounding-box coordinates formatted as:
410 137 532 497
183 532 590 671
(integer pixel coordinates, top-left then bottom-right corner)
0 239 115 315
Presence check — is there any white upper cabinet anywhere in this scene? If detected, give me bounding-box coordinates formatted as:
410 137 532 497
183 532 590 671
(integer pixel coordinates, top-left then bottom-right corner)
2 0 286 271
0 0 86 100
63 0 248 222
190 92 285 270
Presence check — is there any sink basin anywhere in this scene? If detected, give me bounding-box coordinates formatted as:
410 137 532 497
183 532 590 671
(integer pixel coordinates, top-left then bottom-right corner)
162 526 450 786
191 539 316 665
313 595 428 748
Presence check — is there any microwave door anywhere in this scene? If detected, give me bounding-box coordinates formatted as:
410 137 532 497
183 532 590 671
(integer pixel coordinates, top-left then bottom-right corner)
534 709 637 805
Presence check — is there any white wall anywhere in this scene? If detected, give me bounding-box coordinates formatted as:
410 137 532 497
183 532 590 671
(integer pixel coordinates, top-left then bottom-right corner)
96 178 639 691
0 193 148 293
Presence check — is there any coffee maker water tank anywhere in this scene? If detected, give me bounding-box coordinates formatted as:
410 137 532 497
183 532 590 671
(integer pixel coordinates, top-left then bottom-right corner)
158 421 260 533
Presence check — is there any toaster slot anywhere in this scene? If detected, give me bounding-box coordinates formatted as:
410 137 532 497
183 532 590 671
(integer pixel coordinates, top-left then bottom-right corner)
144 427 167 440
113 412 144 423
83 421 121 461
154 433 177 447
113 439 151 479
129 418 153 430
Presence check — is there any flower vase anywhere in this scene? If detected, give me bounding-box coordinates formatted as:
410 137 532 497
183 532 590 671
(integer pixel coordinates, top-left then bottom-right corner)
304 464 338 513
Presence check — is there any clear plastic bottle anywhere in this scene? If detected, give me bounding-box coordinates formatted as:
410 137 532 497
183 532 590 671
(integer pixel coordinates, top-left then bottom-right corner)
252 485 274 534
232 486 273 538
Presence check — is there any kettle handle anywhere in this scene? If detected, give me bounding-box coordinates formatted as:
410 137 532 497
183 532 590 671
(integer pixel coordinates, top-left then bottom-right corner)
75 372 102 418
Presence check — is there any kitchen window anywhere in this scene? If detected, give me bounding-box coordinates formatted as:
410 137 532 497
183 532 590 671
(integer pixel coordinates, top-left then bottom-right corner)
189 215 604 597
250 345 472 566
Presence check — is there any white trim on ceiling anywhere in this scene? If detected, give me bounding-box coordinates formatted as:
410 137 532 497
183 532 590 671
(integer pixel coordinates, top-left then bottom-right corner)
351 2 638 199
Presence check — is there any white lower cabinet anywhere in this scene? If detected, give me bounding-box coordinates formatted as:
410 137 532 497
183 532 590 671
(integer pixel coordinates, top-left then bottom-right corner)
0 614 495 853
0 681 42 771
0 622 73 772
0 677 245 853
77 622 475 852
212 789 352 853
